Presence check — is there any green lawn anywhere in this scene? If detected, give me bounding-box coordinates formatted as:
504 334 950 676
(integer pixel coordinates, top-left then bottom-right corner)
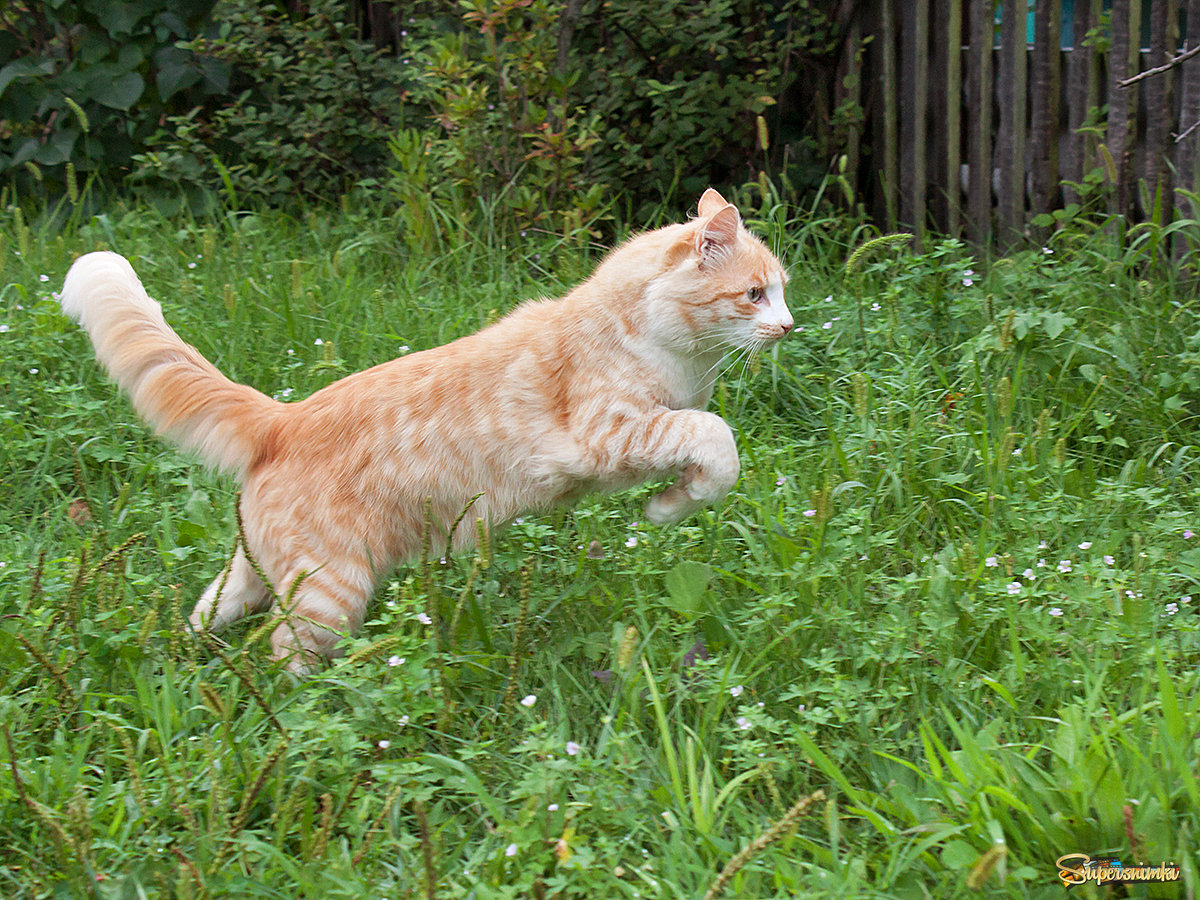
1 195 1197 898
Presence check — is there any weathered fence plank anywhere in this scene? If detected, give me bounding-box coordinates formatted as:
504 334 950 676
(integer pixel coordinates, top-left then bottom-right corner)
968 0 994 246
946 0 964 236
881 0 900 230
1107 0 1139 219
1064 0 1095 203
1176 0 1200 223
1030 0 1062 220
1144 0 1177 223
900 0 931 234
998 0 1028 245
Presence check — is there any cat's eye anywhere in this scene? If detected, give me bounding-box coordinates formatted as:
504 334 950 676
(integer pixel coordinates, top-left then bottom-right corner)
747 286 766 303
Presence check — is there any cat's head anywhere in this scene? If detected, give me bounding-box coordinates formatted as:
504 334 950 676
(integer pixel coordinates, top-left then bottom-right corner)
643 188 793 351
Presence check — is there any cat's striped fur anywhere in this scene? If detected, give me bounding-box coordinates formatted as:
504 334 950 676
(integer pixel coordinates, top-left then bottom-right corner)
60 190 793 670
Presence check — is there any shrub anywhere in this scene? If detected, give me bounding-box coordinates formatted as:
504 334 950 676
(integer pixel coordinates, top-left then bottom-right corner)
131 0 409 209
0 0 226 201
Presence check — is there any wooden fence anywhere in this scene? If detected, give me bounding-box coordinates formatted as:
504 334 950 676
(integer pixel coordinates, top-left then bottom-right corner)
839 0 1200 246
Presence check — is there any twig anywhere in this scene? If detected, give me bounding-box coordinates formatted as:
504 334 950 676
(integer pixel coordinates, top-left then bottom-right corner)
1119 41 1200 88
1176 117 1200 144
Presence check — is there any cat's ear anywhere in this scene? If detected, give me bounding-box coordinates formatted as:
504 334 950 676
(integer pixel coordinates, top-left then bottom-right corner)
696 204 741 269
697 188 729 218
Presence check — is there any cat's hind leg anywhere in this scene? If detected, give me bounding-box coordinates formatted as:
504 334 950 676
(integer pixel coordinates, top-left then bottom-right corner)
267 562 374 673
189 545 272 634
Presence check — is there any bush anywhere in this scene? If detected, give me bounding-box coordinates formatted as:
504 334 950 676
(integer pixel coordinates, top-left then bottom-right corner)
0 0 226 200
131 0 409 210
388 0 841 240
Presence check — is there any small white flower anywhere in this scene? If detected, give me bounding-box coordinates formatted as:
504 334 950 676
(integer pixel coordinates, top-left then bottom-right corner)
803 509 816 518
39 274 49 282
416 612 433 625
1037 559 1047 568
822 321 832 329
566 741 582 756
274 387 293 401
1185 530 1195 540
0 324 9 333
397 715 409 726
187 262 196 269
985 556 998 568
964 268 975 276
962 277 974 287
870 302 881 311
1164 602 1179 616
1048 607 1064 617
1042 246 1054 255
729 685 744 697
1078 541 1092 550
1103 555 1115 566
736 716 752 730
399 345 409 353
1039 541 1048 549
520 694 537 707
377 739 390 749
29 368 38 374
624 536 637 548
314 338 324 345
1058 560 1072 573
1007 582 1021 595
1181 595 1192 604
548 803 559 811
505 843 518 857
387 655 406 667
775 476 786 486
756 701 764 708
1023 568 1035 580
824 295 833 303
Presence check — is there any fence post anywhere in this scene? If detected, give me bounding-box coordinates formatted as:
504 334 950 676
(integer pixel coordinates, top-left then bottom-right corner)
946 0 965 236
968 0 995 247
1176 0 1200 260
1144 0 1178 225
901 0 931 236
1030 0 1062 226
998 0 1029 247
1107 0 1141 220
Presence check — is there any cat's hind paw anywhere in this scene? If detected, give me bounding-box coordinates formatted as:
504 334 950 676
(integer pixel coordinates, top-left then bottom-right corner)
644 484 700 526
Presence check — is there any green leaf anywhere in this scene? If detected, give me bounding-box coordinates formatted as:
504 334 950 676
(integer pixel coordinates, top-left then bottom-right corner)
33 128 78 165
96 71 145 109
663 560 711 620
0 57 55 100
156 46 197 99
942 840 978 869
1040 311 1075 339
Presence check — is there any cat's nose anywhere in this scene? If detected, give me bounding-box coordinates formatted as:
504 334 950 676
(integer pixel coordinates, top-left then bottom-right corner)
780 322 793 335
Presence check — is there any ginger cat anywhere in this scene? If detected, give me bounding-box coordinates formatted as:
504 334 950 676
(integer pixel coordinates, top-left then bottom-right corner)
61 189 793 670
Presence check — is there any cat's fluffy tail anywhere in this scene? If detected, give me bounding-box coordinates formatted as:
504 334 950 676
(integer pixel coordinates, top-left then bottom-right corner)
61 251 281 476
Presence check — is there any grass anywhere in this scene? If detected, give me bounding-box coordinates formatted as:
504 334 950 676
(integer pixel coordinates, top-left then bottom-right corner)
0 189 1198 899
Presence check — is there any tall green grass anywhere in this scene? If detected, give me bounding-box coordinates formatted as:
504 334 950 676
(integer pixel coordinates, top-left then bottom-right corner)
0 191 1197 898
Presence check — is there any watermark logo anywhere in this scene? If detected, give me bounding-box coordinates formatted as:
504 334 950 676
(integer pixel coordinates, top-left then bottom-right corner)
1056 853 1181 887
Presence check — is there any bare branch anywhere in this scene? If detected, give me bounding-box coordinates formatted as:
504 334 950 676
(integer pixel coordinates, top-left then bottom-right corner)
1120 41 1200 87
1175 116 1200 143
